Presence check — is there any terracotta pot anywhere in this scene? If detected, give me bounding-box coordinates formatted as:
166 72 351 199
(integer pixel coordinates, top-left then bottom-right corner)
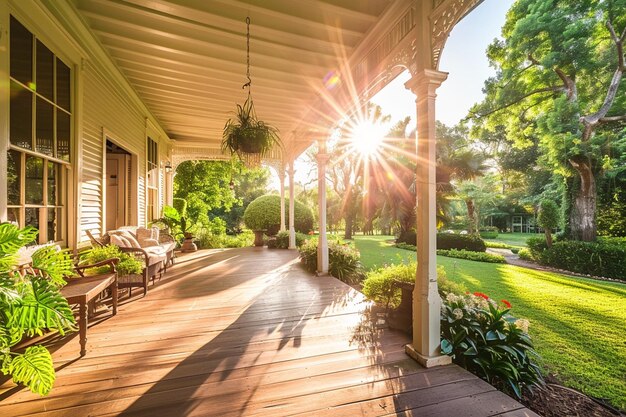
253 230 265 247
181 237 197 252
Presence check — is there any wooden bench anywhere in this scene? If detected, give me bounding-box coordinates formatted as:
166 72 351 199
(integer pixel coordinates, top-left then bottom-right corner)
63 259 119 356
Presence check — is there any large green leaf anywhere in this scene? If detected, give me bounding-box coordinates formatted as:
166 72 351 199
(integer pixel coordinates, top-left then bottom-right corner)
6 345 55 395
9 278 76 336
0 224 38 258
30 246 74 286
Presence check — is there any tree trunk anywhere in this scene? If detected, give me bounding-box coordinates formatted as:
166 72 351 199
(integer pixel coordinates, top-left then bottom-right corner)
544 229 553 247
344 215 353 240
568 158 597 241
465 199 477 234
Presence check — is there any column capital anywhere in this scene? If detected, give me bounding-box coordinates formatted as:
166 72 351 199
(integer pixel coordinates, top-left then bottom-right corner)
404 69 449 96
316 153 331 164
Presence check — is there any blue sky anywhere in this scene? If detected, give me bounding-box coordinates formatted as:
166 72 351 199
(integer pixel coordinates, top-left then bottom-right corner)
273 0 515 188
371 0 514 128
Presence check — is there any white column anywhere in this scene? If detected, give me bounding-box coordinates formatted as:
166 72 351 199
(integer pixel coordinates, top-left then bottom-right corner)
279 166 286 232
316 139 329 274
404 69 451 368
288 159 296 249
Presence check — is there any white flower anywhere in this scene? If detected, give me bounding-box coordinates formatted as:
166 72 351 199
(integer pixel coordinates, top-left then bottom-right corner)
452 308 463 320
446 293 461 304
515 319 530 333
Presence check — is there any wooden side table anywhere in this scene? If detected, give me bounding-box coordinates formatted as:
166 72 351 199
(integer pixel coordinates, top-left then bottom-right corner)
61 274 118 356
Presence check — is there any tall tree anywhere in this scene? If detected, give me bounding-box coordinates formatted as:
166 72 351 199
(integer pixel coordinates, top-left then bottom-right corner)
470 0 626 241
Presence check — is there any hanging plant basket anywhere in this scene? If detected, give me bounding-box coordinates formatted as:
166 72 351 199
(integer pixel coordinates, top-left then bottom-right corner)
221 17 281 165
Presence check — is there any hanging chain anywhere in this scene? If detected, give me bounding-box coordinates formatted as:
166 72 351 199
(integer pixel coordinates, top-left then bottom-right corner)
242 16 252 96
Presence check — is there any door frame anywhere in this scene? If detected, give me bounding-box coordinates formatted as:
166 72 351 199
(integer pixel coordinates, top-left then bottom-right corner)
102 128 138 234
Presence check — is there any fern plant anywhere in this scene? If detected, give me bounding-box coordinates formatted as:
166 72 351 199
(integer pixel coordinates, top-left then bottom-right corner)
0 223 76 395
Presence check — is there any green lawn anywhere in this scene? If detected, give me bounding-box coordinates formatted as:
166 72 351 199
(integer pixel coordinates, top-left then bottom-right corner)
354 235 626 410
483 232 538 248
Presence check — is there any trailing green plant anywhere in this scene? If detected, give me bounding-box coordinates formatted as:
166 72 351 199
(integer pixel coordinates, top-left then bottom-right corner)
437 233 487 252
0 224 76 395
437 249 506 263
222 98 281 158
79 245 143 277
440 292 544 398
243 195 313 235
298 239 363 284
362 263 453 308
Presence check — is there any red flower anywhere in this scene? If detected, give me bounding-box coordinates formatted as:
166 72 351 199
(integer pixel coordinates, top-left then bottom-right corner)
473 292 489 300
501 299 512 309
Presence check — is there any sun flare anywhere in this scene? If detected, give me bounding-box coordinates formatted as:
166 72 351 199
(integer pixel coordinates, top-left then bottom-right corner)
348 120 388 157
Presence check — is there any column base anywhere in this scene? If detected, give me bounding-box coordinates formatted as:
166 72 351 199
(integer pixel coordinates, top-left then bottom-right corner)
288 246 297 250
405 344 452 368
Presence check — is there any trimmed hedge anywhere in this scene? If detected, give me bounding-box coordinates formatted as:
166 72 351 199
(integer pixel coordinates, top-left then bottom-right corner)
299 239 363 284
243 195 313 235
397 232 487 252
437 233 486 252
526 237 626 281
479 226 499 239
437 249 506 263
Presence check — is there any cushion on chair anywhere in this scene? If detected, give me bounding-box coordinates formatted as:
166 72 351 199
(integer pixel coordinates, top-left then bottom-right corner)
136 227 154 247
151 226 160 242
110 234 131 248
140 238 160 247
112 230 141 248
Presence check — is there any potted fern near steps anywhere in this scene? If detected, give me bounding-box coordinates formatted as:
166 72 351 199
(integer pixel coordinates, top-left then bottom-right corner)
222 17 281 167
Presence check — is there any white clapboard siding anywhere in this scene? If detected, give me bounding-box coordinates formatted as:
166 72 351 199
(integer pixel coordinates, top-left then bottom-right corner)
79 61 149 242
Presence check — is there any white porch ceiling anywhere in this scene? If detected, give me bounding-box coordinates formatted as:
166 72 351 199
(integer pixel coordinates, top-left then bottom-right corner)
74 0 395 154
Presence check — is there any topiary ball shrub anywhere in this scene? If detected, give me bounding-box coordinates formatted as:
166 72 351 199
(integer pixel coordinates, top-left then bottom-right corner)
437 233 486 252
243 194 313 235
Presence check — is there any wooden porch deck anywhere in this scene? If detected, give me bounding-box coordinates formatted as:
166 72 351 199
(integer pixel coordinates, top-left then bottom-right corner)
0 248 538 417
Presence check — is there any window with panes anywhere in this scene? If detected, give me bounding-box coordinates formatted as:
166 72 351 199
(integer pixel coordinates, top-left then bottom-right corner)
7 16 71 244
146 138 158 222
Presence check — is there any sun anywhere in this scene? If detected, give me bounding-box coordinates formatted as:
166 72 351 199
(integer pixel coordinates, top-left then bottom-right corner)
348 120 387 157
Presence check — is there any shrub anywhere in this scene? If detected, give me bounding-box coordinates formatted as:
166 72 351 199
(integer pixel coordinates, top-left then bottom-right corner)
243 195 313 235
0 224 76 395
397 233 487 252
479 226 499 239
437 233 486 252
395 242 416 251
525 236 548 260
195 230 253 249
362 263 451 308
396 229 416 245
540 241 626 280
518 248 532 260
437 249 505 263
80 245 143 276
537 199 560 246
485 241 511 249
275 231 307 249
510 248 520 254
298 239 363 284
441 292 544 398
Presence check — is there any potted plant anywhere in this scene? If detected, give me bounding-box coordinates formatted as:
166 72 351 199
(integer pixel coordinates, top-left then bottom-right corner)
222 98 281 159
154 204 197 252
0 224 76 395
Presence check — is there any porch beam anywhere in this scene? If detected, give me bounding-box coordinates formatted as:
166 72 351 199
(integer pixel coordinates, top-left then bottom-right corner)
404 68 451 368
